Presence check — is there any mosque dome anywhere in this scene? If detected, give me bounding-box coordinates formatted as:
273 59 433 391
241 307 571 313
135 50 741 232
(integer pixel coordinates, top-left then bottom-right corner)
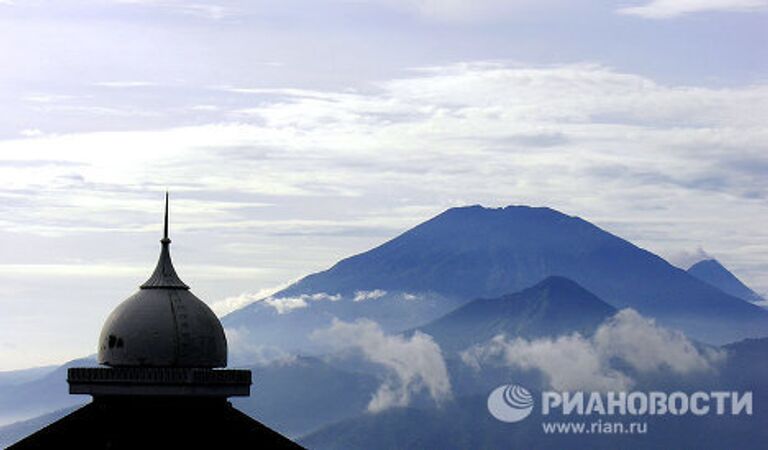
97 194 227 368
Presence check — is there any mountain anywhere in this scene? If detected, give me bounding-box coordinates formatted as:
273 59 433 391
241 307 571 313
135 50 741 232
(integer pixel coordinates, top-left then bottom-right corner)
0 357 95 426
0 366 57 389
224 205 768 347
688 259 764 304
416 276 616 352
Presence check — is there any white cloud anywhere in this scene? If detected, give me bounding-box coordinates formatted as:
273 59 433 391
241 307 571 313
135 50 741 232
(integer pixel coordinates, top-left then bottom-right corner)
462 309 725 391
594 309 724 374
313 318 452 412
20 128 44 138
23 94 75 103
210 281 295 316
618 0 768 18
359 0 574 21
665 247 713 269
212 293 262 316
753 299 768 309
263 296 308 314
95 81 158 88
110 0 238 19
257 291 342 314
190 104 220 111
353 289 387 302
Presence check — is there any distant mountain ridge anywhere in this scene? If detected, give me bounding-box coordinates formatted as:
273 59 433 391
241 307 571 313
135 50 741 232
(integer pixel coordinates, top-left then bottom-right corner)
416 276 616 352
0 357 94 427
225 205 768 346
687 259 764 303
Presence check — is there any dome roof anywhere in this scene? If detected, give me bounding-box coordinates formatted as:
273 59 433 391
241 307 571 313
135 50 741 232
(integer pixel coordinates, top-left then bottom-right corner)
98 195 227 368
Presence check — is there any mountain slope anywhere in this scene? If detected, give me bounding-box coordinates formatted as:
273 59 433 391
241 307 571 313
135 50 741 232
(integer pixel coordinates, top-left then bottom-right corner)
0 366 57 389
416 276 616 352
0 357 95 426
688 259 764 303
224 205 768 347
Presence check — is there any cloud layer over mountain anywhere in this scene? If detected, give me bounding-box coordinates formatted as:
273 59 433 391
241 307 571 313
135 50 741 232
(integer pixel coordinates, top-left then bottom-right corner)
462 309 725 391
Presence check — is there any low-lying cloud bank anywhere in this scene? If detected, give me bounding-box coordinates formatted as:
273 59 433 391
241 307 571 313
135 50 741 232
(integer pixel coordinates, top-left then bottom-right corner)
313 318 452 413
462 309 725 391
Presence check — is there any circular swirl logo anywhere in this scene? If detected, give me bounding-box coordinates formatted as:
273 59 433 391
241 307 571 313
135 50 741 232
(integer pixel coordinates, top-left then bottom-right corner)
487 383 535 423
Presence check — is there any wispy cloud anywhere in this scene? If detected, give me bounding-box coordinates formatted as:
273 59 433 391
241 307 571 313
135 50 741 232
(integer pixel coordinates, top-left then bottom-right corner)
253 291 342 314
210 280 295 316
617 0 768 18
23 94 76 104
313 318 452 412
111 0 239 20
666 246 713 269
19 129 44 138
360 0 583 22
353 289 387 302
753 299 768 309
95 81 159 88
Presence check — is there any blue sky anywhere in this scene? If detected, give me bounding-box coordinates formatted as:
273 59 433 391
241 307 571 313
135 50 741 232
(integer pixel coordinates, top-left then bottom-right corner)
0 0 766 370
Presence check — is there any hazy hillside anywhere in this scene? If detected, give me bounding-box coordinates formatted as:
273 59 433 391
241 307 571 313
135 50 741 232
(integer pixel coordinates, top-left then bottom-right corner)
0 358 94 426
415 276 616 352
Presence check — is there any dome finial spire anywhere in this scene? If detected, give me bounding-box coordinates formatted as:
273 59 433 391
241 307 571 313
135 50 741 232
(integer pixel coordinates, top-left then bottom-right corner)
164 191 169 241
140 192 189 290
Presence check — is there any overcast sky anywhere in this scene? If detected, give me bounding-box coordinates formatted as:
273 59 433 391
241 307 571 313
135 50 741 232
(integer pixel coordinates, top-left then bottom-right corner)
0 0 766 370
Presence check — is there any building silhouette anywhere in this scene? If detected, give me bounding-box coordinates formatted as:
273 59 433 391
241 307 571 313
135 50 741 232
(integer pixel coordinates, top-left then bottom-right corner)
10 194 303 449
